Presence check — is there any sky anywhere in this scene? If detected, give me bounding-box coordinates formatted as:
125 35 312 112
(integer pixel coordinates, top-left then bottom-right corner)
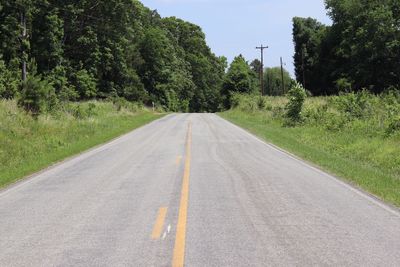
140 0 332 77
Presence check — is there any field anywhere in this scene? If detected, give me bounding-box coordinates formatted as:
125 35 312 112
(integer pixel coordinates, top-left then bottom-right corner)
0 100 163 188
220 92 400 207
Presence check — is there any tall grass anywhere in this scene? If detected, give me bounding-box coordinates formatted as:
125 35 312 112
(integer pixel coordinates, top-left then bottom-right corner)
221 92 400 207
0 100 163 188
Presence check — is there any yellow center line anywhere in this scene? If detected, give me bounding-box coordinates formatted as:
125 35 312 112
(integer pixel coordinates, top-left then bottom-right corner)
151 207 168 240
172 122 192 267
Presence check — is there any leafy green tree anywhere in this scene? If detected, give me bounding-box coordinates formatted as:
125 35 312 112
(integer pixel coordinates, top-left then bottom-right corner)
222 55 257 108
0 56 19 98
293 1 400 95
162 17 226 112
138 27 178 104
325 0 400 92
0 0 227 112
250 59 262 76
31 1 64 74
74 69 97 99
285 82 307 124
264 67 294 96
292 17 334 95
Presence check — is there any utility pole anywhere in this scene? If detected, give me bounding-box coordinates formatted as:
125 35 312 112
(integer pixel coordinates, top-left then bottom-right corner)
20 10 27 82
280 57 285 94
301 46 306 89
256 44 268 96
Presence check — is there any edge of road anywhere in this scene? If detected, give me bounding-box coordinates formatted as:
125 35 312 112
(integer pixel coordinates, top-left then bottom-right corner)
216 113 400 217
0 113 171 196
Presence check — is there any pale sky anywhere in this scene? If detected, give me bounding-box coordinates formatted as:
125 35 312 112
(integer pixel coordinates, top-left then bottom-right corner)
140 0 332 77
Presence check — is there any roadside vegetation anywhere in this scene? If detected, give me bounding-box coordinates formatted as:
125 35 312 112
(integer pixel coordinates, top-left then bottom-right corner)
0 100 162 188
0 0 399 198
221 91 400 207
0 0 226 113
293 0 399 95
220 0 400 207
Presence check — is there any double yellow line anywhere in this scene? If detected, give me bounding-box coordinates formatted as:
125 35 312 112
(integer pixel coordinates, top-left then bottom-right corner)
172 122 192 267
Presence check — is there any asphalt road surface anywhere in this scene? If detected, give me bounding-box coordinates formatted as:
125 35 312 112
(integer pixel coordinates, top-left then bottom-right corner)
1 114 399 266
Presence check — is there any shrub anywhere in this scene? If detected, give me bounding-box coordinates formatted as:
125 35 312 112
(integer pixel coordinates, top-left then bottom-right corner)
0 58 19 99
111 96 142 113
68 102 97 119
230 93 241 109
385 116 400 136
48 65 79 101
257 96 267 110
121 70 148 102
74 69 97 99
285 82 306 124
272 106 285 119
333 90 373 120
18 75 57 116
335 78 352 92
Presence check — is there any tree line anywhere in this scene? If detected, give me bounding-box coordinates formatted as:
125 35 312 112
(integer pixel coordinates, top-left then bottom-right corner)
0 0 229 112
293 0 400 96
4 0 395 113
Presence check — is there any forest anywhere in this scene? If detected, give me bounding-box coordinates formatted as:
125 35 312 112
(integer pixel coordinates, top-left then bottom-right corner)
0 0 228 113
293 0 400 96
0 0 399 113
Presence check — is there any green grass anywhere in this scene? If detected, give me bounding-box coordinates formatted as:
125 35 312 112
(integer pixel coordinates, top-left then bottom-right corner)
220 94 400 207
0 100 164 188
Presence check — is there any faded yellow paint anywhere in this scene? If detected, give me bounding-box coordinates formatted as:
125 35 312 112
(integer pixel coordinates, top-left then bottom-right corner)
172 122 192 267
151 207 168 240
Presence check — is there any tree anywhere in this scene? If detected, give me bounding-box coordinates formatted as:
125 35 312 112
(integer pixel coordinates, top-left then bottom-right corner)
18 73 57 116
325 0 400 92
250 59 262 76
222 55 257 108
0 0 227 112
292 1 400 95
264 67 294 96
162 17 226 112
292 17 334 95
285 82 307 124
0 56 19 98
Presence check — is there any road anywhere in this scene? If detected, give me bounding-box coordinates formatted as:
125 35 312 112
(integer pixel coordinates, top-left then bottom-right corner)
1 114 399 266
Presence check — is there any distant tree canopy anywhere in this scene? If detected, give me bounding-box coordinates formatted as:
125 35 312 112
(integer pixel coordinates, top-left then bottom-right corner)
2 0 398 114
264 67 294 96
0 0 226 112
293 0 400 95
222 55 258 108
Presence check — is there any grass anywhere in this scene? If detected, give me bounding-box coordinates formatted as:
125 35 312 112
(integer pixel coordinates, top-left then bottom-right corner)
220 93 400 207
0 100 164 188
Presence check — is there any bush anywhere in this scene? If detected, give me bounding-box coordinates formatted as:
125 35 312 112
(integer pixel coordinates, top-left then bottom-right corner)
335 78 352 92
285 82 306 124
386 116 400 136
230 93 241 109
74 69 97 99
0 58 19 99
121 70 148 102
18 75 58 116
48 65 79 101
257 96 267 110
333 90 373 120
111 97 142 113
67 102 98 119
